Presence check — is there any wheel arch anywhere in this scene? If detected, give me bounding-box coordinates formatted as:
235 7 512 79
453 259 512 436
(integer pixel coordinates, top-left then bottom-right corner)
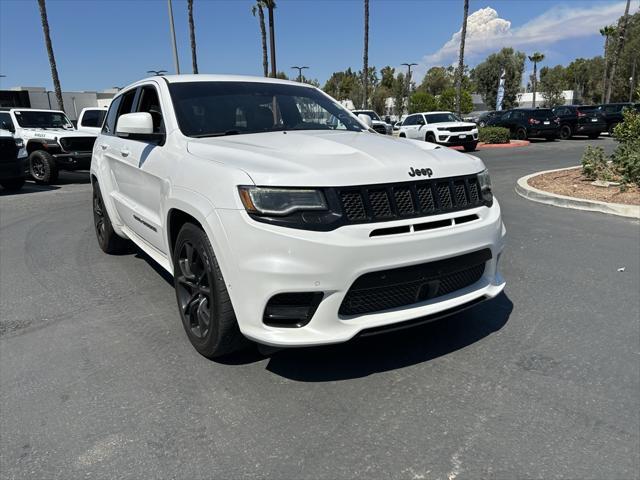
26 140 60 155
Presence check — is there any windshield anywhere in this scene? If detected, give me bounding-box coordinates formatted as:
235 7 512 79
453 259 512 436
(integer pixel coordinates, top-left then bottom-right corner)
14 110 73 129
352 110 381 121
169 81 365 137
425 113 461 123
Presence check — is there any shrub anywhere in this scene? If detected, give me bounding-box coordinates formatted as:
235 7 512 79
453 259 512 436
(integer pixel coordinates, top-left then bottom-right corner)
479 127 510 144
581 146 615 181
612 109 640 186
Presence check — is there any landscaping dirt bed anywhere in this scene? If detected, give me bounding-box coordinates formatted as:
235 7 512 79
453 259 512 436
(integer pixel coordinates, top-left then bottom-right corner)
528 167 640 206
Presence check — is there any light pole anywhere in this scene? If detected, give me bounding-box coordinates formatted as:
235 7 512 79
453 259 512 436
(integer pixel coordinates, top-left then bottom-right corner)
401 62 417 114
147 70 168 76
167 0 180 74
291 66 309 83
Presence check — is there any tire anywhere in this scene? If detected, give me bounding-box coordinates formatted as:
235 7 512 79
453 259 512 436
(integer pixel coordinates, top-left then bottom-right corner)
463 142 478 152
0 177 25 191
92 181 131 254
399 133 406 138
588 133 600 139
515 128 527 140
425 133 436 143
478 121 486 128
173 223 246 358
559 125 572 140
29 150 58 184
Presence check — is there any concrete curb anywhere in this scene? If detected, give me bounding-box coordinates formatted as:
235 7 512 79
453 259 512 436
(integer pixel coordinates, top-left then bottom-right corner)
450 140 529 151
515 166 640 219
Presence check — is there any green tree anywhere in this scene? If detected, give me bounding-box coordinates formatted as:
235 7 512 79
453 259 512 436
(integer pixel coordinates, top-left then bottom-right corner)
37 0 64 112
437 87 473 113
528 52 545 108
540 65 567 107
606 0 631 102
599 25 617 102
471 48 526 110
607 10 640 101
393 72 406 116
408 92 438 113
380 66 395 89
252 1 269 77
418 67 453 96
274 71 288 80
371 86 391 115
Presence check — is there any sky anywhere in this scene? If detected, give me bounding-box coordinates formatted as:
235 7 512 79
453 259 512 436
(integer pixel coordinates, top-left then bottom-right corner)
0 0 637 92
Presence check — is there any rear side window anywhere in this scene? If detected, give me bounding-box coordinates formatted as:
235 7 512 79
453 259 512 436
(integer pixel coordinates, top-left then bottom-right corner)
81 109 106 128
404 115 415 126
577 106 597 113
532 110 553 119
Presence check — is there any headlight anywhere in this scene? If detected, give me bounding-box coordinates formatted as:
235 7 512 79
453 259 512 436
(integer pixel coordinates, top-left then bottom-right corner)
477 169 493 204
238 186 328 216
14 138 24 148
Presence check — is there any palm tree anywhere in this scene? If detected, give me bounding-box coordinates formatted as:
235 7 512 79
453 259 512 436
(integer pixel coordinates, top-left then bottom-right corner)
606 0 631 103
264 0 277 77
36 0 64 112
455 0 469 116
362 0 369 108
600 25 616 103
252 2 269 77
528 52 544 108
187 0 199 74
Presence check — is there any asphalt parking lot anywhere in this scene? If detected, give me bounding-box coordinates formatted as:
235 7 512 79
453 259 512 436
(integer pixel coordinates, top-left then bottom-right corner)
1 137 638 479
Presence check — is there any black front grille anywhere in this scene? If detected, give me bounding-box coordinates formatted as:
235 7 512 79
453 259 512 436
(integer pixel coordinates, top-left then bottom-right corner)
338 175 484 225
447 126 474 132
0 138 18 162
339 249 490 316
60 137 96 152
372 124 388 134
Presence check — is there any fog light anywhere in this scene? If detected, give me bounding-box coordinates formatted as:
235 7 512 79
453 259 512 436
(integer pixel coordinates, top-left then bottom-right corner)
439 136 447 141
263 292 323 328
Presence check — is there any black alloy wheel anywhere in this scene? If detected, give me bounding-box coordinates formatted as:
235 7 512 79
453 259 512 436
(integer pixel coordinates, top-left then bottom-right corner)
175 241 213 340
515 128 527 140
559 125 572 140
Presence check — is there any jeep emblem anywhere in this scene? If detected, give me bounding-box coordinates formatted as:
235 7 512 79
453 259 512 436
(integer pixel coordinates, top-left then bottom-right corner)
408 167 433 178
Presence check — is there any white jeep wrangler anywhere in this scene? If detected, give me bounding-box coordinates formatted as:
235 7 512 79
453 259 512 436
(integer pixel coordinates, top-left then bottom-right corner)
90 75 505 358
1 108 97 184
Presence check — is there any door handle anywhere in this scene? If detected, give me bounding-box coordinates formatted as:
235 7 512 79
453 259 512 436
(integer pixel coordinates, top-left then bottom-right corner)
120 149 130 158
99 143 108 150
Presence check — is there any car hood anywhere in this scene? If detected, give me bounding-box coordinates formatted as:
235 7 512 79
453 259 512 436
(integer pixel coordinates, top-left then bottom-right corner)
186 130 484 186
19 128 97 139
432 121 477 129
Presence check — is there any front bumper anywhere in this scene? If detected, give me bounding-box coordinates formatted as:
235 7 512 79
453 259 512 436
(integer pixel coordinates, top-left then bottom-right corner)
211 200 506 347
437 132 479 146
52 151 92 170
0 157 26 180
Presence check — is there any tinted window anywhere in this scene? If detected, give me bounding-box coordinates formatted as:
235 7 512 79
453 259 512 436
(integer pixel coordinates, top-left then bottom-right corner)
532 109 554 119
168 82 364 137
102 96 122 135
577 106 597 113
136 86 165 133
403 115 415 126
416 115 425 125
81 109 106 128
0 112 14 132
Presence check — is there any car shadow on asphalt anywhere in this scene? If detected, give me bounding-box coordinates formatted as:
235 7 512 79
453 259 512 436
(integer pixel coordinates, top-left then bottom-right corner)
0 171 90 196
221 292 513 381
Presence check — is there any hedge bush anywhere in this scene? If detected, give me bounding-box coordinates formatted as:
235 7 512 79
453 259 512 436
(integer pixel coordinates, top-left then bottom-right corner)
581 146 616 181
478 127 510 144
612 109 640 186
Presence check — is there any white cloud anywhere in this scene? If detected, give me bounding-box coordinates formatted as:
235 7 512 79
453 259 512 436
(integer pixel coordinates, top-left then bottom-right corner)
414 1 638 79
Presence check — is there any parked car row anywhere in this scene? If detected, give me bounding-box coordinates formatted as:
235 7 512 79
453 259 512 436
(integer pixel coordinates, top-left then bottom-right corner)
474 102 639 141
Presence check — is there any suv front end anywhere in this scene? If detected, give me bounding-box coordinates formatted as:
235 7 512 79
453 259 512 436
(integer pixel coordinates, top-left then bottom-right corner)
215 170 505 347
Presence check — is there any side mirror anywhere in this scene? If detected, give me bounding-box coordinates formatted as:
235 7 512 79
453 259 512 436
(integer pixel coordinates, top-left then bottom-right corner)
357 114 373 128
116 112 164 143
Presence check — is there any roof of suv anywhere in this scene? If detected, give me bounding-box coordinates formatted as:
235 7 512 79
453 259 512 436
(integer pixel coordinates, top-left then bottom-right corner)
144 74 312 88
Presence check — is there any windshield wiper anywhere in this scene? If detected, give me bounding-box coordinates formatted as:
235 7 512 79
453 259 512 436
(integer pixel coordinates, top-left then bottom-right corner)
192 130 241 138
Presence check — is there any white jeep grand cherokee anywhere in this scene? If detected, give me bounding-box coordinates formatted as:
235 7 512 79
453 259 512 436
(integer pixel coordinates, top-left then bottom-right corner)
90 75 505 358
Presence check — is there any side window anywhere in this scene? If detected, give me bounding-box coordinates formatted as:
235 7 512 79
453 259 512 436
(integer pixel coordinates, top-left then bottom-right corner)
417 115 425 125
102 96 122 135
0 112 14 132
136 86 165 134
404 115 414 126
501 111 511 120
81 110 105 128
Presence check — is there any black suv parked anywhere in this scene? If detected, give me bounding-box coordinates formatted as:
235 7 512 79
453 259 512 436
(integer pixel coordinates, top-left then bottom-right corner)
551 105 606 139
487 108 560 140
597 103 640 135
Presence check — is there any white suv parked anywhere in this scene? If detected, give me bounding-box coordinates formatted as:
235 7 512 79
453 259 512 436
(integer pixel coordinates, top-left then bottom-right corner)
0 108 97 183
399 111 479 151
90 75 505 358
76 107 108 135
